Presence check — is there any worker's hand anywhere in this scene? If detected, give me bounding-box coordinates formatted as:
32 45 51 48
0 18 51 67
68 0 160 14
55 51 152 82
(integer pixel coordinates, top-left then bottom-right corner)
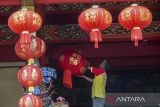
88 66 91 70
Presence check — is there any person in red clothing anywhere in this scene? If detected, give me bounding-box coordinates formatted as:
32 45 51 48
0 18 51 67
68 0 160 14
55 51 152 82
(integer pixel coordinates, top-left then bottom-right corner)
80 60 108 107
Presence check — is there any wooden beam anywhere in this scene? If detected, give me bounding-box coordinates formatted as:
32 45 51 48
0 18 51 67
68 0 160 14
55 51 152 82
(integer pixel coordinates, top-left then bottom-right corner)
0 46 23 62
47 42 160 59
45 6 160 24
0 32 160 46
0 0 157 6
35 0 157 4
0 0 21 6
0 3 159 24
48 42 160 68
45 32 160 44
1 43 160 68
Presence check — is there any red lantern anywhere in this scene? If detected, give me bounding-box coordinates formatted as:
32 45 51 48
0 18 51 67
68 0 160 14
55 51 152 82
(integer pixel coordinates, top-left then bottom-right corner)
18 94 42 107
8 9 42 44
58 50 87 88
78 5 112 48
118 4 152 46
17 65 43 88
15 36 46 60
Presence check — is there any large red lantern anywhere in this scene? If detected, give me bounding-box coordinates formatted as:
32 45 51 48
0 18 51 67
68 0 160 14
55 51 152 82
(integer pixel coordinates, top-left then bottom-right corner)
18 94 42 107
15 36 46 60
58 50 87 88
17 65 43 89
78 5 112 48
118 4 152 46
8 9 42 44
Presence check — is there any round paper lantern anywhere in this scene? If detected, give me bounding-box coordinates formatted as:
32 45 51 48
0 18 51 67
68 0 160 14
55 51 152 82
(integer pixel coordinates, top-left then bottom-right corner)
8 9 42 44
78 5 112 48
15 36 46 60
58 50 87 88
17 65 43 90
18 94 42 107
118 4 152 46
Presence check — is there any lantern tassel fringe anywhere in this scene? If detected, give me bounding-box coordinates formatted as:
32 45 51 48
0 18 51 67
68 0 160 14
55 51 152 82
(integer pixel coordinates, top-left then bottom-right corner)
90 29 102 48
20 31 31 44
63 69 72 89
131 27 143 47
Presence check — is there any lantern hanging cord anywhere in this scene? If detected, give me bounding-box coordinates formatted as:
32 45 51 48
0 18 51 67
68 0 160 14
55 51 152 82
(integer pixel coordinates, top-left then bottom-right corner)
134 0 136 3
22 0 26 8
94 0 96 4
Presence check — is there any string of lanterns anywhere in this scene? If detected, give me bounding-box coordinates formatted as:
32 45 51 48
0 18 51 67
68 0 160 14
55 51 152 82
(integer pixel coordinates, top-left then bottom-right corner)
78 3 152 48
8 8 45 107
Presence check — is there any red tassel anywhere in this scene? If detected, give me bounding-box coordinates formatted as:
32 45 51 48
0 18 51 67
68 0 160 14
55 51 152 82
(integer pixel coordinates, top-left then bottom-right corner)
20 31 31 44
135 41 138 47
131 27 142 47
63 69 72 89
95 42 98 48
90 29 102 48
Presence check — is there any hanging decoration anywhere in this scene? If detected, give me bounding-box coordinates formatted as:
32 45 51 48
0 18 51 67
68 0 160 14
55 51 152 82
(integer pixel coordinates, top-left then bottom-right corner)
17 65 43 91
21 67 57 107
7 0 45 105
118 3 152 46
8 9 42 44
78 5 112 48
58 50 87 89
18 94 43 107
8 8 45 106
17 60 44 107
15 36 46 60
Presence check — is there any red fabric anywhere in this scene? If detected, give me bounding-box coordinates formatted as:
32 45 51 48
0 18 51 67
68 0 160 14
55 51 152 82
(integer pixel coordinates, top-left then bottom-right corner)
63 70 72 89
58 50 87 88
131 27 143 46
58 50 87 76
91 67 105 76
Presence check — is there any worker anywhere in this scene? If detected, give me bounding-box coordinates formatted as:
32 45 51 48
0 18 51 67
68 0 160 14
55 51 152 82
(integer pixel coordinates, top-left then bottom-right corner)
80 60 108 107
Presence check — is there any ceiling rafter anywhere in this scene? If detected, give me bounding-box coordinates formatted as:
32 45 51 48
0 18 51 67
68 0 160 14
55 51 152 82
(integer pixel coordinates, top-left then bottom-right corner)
0 0 158 6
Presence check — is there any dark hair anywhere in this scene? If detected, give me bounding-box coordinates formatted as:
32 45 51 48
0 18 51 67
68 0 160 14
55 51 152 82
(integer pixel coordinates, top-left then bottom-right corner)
99 60 110 70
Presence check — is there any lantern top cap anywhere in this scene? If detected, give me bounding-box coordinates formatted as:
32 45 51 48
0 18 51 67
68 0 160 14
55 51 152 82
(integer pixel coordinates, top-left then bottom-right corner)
21 7 28 11
28 93 32 95
131 3 138 6
92 5 99 9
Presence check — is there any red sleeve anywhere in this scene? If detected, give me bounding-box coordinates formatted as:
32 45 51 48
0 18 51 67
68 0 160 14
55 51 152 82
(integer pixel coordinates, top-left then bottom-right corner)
91 67 105 76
